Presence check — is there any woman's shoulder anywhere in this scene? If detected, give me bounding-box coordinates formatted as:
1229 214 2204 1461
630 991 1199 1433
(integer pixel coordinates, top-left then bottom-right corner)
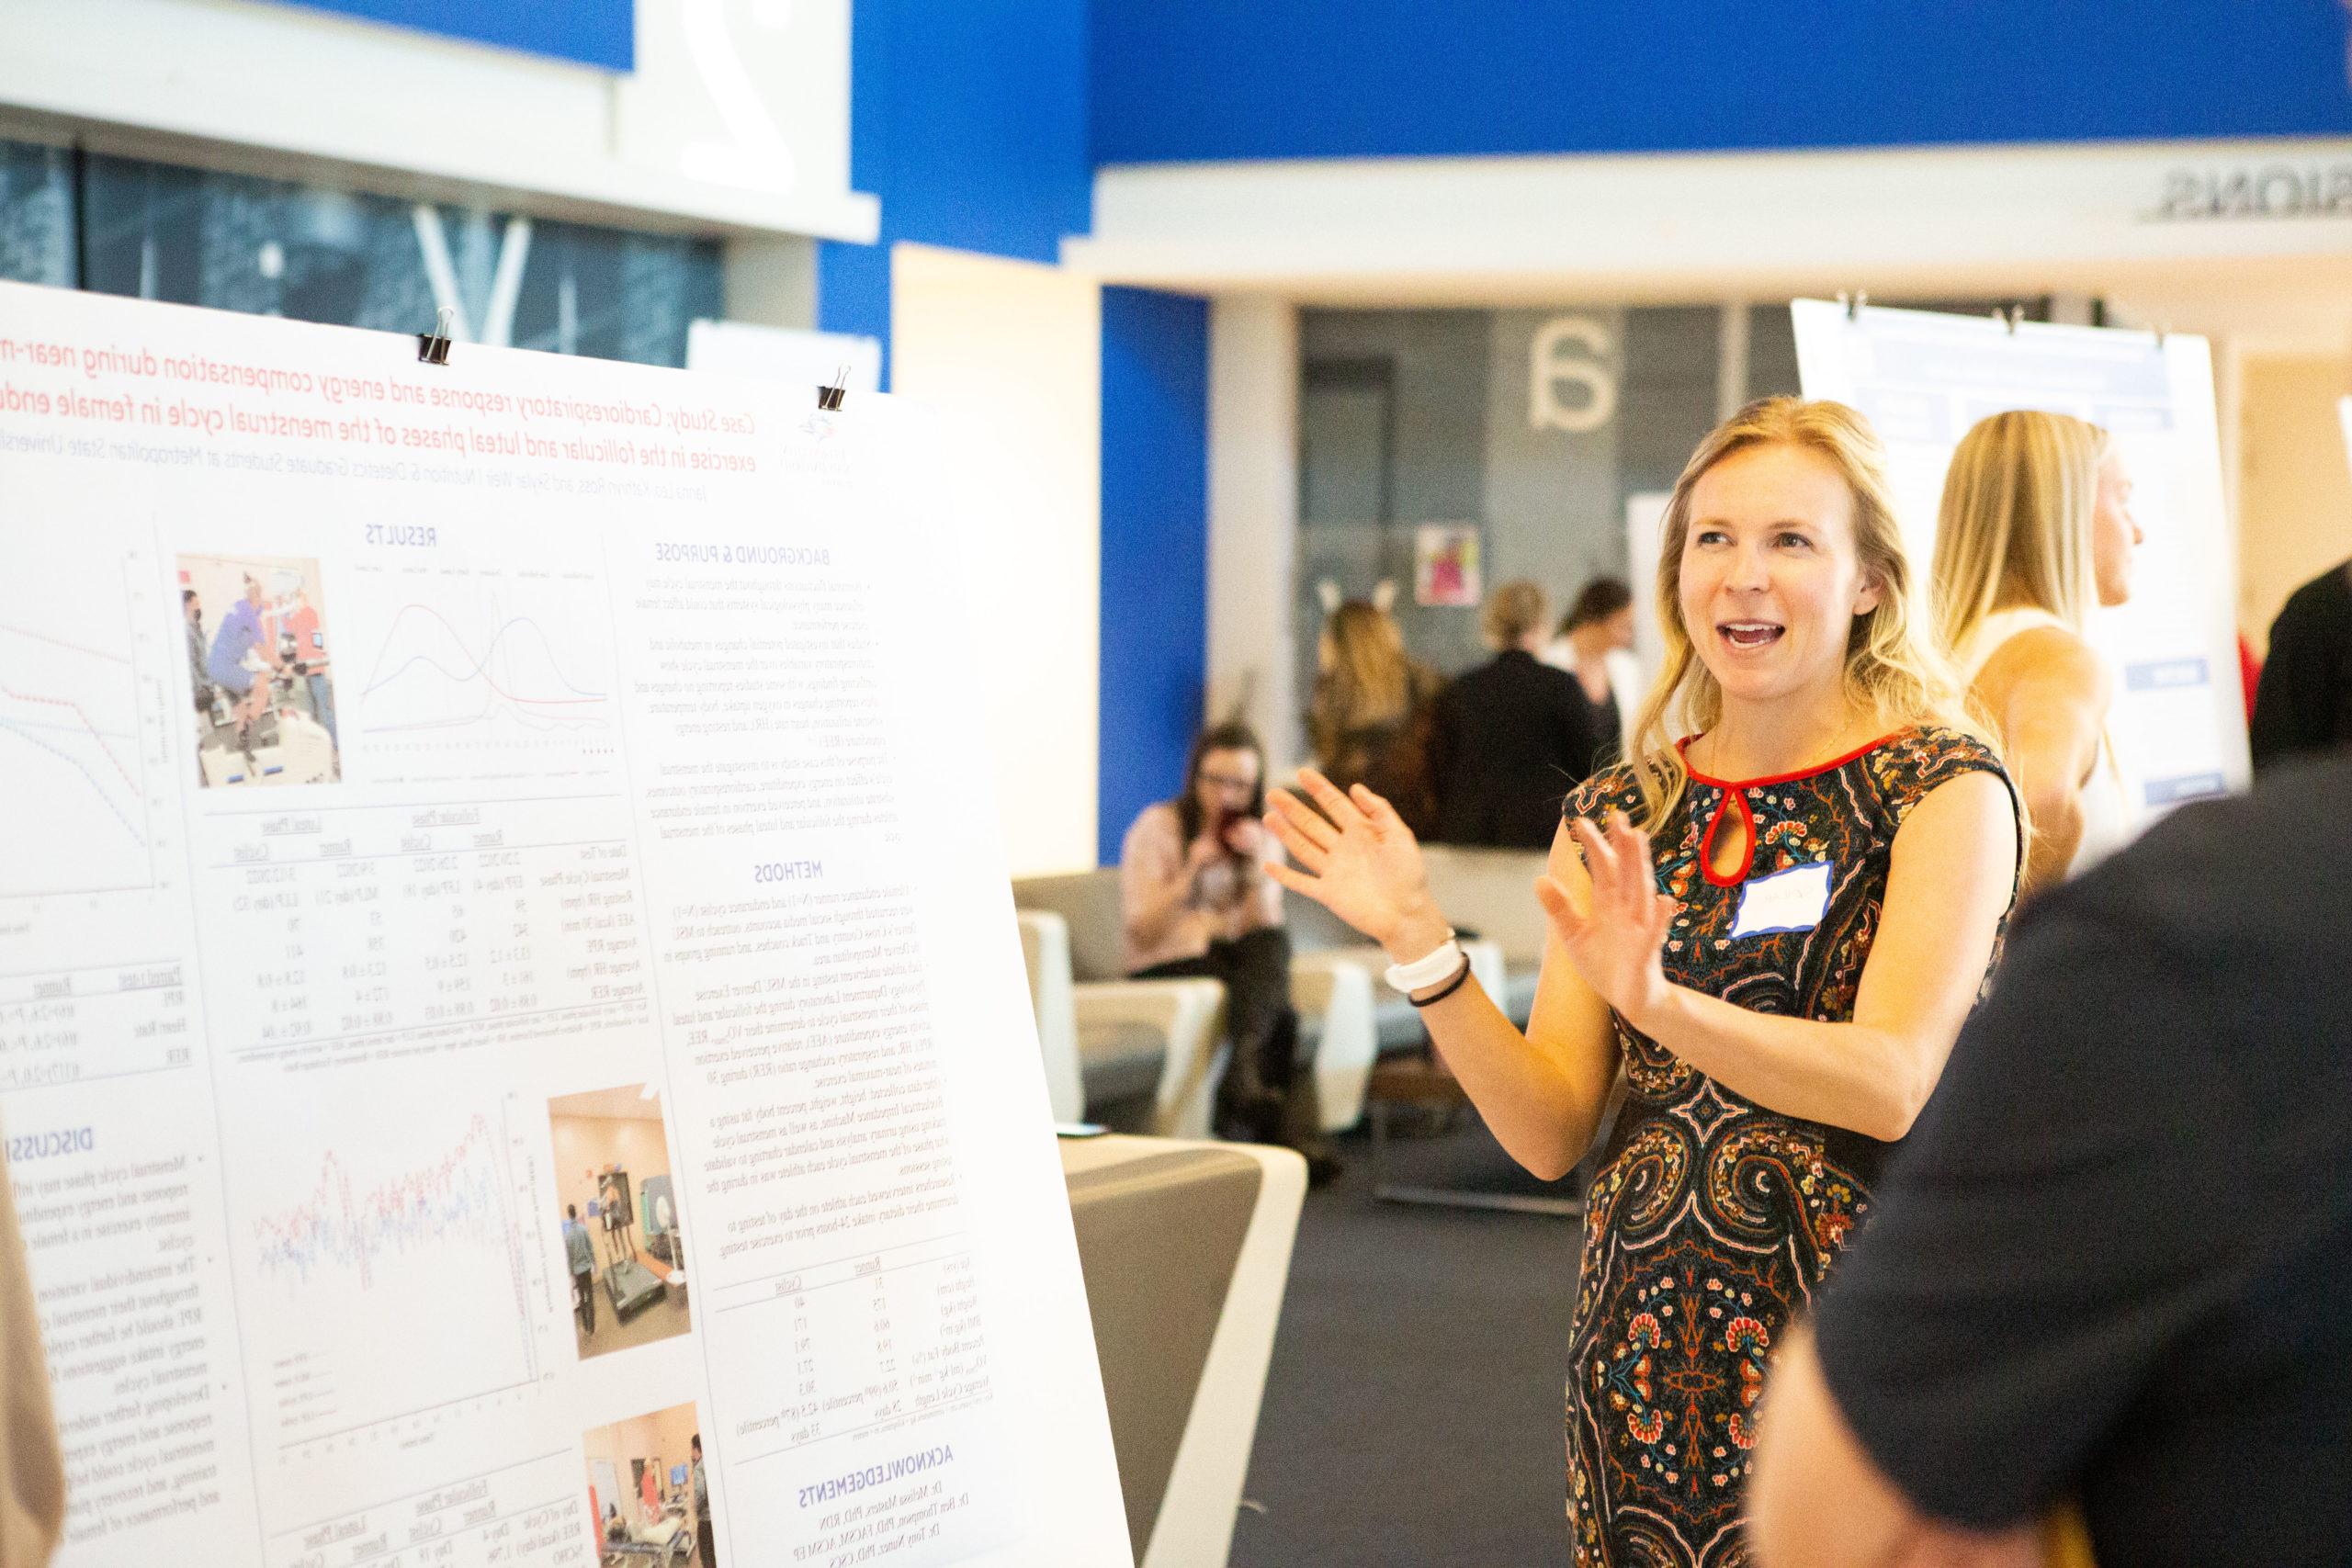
1562 759 1643 822
1122 799 1182 852
1861 724 2015 819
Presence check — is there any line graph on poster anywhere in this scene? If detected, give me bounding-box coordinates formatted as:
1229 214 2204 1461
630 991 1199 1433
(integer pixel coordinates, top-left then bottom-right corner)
0 527 176 903
345 559 620 784
237 1093 560 1461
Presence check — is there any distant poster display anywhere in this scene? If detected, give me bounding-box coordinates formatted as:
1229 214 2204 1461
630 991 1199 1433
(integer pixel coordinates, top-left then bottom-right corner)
1414 523 1483 606
1793 300 2249 826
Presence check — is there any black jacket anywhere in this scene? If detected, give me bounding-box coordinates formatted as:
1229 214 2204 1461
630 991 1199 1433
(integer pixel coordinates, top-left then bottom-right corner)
2250 559 2352 773
1429 649 1609 849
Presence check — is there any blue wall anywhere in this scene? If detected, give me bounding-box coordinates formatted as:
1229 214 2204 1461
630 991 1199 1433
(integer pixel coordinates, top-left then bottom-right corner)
1097 288 1210 865
818 0 1094 384
1092 1 2352 163
261 0 633 70
823 0 1207 863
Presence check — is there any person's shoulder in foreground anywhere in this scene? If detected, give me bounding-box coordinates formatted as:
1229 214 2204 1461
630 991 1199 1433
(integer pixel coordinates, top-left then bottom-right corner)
1750 753 2352 1568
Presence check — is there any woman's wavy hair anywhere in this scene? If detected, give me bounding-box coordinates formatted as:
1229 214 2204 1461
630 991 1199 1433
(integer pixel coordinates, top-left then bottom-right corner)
1626 397 1977 829
1312 599 1413 745
1932 409 2110 653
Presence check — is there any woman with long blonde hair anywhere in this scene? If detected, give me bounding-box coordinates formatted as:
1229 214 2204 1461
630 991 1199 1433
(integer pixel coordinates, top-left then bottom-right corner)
1934 410 2143 895
1307 594 1442 837
1263 398 2019 1563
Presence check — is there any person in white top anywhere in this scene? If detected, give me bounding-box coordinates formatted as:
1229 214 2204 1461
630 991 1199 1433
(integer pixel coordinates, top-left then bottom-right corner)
1933 410 2143 897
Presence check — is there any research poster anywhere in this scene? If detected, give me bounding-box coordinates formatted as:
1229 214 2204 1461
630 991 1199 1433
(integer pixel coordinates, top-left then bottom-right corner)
0 280 1129 1568
1793 299 2250 825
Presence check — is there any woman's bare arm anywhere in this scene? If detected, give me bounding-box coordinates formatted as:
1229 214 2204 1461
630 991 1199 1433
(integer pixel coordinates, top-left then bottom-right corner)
1265 776 1620 1179
1975 626 2109 897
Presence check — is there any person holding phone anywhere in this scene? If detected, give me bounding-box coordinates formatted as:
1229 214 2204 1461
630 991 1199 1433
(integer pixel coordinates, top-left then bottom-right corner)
1119 721 1333 1174
1264 399 2018 1561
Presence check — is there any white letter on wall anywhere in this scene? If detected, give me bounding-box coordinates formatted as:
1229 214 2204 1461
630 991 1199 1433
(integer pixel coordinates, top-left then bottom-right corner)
1530 315 1618 434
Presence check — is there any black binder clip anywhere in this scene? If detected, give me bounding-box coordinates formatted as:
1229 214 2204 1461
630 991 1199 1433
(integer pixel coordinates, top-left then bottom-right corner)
1842 290 1868 321
417 306 456 367
817 363 850 412
2000 306 2022 336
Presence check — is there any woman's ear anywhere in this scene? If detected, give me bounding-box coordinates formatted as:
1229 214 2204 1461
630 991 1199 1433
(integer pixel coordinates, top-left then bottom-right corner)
1852 570 1884 617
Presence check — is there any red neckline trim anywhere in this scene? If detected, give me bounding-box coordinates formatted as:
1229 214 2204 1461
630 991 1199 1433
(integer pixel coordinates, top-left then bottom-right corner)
1676 728 1911 791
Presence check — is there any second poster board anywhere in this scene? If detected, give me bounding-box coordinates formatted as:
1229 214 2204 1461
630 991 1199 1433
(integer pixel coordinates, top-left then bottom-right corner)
1793 299 2249 829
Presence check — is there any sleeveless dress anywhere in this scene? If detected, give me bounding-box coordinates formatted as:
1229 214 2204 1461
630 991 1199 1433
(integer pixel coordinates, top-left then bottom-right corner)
1561 726 2015 1568
1957 605 2131 877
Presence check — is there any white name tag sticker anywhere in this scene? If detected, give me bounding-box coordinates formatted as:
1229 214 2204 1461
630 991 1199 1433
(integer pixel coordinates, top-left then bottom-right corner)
1730 859 1835 939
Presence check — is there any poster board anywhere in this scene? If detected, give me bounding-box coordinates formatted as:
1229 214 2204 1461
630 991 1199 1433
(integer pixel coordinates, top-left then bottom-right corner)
0 281 1128 1567
1792 299 2249 825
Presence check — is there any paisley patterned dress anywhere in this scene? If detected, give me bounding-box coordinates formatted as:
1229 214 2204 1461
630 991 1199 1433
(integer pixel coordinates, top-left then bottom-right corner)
1561 726 2014 1567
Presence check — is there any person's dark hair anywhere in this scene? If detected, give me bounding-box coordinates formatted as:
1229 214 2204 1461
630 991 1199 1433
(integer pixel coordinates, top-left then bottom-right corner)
1558 577 1634 637
691 1434 702 1456
1174 720 1266 846
181 588 198 605
566 1204 578 1219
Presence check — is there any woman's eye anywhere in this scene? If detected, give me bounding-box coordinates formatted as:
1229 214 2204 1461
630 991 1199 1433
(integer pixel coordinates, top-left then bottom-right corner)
1775 532 1812 549
1694 530 1728 547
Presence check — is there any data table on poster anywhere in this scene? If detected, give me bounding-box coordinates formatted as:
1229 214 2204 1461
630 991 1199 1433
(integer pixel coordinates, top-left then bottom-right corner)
0 279 1128 1568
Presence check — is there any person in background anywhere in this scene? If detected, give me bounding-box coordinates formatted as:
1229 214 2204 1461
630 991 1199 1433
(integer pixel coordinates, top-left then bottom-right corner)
563 1203 597 1335
1308 594 1442 838
277 582 334 749
1265 398 2017 1564
2249 556 2352 771
182 587 207 700
1749 750 2352 1568
1933 410 2141 896
692 1433 715 1565
1430 579 1611 848
1120 722 1335 1178
206 574 273 734
1541 575 1641 777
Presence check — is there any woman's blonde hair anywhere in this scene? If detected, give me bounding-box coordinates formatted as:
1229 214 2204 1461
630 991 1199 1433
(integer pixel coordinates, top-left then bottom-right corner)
1481 579 1548 649
1932 410 2111 653
1627 397 1974 828
1312 599 1413 741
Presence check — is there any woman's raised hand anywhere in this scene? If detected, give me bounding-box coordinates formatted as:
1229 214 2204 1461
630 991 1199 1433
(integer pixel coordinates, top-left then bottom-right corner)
1263 770 1447 958
1535 811 1677 1030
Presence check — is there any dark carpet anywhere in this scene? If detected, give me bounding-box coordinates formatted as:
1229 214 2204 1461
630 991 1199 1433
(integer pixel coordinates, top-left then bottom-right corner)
1227 1111 1584 1568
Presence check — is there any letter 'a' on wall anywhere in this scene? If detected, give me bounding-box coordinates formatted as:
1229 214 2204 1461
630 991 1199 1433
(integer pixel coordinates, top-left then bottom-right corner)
1530 315 1619 434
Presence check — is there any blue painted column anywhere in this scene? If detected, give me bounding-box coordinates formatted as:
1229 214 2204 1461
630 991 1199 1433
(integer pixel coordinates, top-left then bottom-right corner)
1096 286 1209 866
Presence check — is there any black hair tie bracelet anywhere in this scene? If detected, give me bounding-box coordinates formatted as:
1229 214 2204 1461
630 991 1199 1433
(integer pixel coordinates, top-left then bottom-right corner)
1407 955 1475 1009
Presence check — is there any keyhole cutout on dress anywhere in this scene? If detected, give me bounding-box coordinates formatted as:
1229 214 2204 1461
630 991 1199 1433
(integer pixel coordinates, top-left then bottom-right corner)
1702 794 1756 885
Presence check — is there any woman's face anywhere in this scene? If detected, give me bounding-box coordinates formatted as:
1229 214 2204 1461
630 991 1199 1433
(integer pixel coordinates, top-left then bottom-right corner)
1192 746 1261 821
1678 442 1880 715
2090 450 2143 608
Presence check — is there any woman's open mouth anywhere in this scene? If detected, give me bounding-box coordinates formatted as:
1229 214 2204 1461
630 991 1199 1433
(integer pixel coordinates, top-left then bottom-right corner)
1717 621 1785 650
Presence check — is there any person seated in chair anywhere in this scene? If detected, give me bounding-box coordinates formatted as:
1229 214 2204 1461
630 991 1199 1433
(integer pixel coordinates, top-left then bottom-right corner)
1118 721 1338 1180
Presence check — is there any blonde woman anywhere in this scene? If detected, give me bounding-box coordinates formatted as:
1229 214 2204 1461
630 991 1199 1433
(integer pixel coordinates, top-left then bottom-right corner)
1308 596 1442 838
1935 411 2143 896
1264 399 2018 1564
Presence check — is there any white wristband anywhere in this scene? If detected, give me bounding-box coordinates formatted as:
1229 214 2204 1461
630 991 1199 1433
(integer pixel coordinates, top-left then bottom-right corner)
1383 934 1463 994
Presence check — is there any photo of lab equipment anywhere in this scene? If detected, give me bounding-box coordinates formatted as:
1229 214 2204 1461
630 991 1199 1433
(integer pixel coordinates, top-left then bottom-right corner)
550 1084 692 1360
582 1402 717 1566
178 552 340 787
